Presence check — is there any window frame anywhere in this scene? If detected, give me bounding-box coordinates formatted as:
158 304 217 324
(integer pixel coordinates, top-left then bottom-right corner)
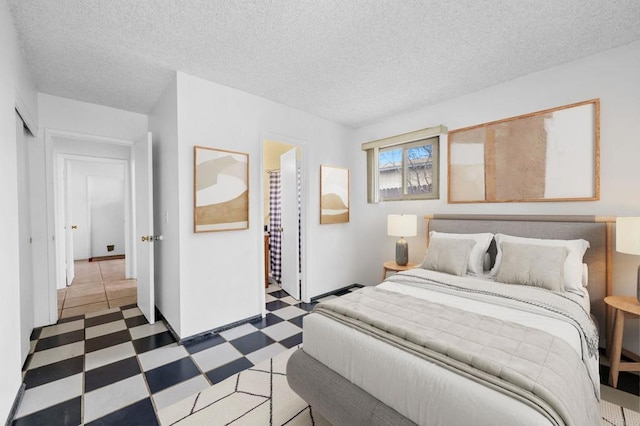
362 125 446 203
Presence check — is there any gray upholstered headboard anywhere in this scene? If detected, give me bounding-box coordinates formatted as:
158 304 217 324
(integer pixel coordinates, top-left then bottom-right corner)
425 214 614 347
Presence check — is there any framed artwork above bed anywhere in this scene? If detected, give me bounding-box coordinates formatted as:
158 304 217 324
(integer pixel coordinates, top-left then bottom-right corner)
448 99 600 204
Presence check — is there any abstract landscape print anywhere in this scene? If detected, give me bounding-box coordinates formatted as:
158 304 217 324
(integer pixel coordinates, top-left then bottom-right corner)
194 146 249 232
320 165 349 224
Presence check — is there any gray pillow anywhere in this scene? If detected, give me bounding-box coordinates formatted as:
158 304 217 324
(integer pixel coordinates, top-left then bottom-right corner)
494 242 568 291
421 238 476 276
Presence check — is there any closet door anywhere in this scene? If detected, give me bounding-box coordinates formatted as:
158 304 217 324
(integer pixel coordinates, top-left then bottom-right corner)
280 148 300 300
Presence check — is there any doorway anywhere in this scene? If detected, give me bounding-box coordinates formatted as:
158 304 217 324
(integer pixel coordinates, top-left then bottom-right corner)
67 159 126 265
262 139 306 307
56 158 137 319
44 129 155 325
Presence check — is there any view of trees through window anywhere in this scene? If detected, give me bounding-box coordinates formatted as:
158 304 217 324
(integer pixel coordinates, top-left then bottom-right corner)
378 143 434 200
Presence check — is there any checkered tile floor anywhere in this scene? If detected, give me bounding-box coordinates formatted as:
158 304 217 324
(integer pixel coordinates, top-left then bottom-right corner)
14 284 361 425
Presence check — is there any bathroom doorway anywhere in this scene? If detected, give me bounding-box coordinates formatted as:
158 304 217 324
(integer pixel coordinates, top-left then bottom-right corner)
262 139 305 306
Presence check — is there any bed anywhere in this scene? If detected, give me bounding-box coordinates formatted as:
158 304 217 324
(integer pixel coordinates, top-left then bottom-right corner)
287 214 614 426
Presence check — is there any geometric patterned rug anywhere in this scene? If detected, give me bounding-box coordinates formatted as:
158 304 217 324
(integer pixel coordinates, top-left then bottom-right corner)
159 347 639 426
158 346 329 425
601 400 640 426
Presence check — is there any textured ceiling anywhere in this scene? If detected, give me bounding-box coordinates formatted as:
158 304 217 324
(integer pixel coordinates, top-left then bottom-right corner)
7 1 640 127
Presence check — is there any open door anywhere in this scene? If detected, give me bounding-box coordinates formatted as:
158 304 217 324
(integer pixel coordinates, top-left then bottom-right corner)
64 160 75 285
134 132 155 324
280 148 300 300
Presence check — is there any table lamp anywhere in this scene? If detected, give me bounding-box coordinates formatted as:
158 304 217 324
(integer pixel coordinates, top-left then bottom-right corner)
616 217 640 302
387 214 417 266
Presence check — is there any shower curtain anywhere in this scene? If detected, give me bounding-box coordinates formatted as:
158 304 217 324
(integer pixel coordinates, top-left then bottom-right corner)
268 170 301 284
269 171 282 283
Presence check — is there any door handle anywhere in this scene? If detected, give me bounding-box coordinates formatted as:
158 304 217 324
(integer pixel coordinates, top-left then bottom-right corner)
141 235 153 242
71 225 78 230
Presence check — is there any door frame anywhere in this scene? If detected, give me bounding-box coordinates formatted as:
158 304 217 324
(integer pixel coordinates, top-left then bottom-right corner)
44 129 136 324
259 133 310 318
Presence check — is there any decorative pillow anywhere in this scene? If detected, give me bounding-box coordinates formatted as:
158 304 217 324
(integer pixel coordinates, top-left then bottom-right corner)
421 238 476 277
489 234 589 291
429 231 493 276
494 242 568 291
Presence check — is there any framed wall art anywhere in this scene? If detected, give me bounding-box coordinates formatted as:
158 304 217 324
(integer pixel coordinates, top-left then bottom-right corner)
448 99 599 203
320 165 349 224
194 146 249 232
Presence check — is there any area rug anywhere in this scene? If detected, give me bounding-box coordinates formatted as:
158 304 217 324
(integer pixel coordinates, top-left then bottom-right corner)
159 347 639 426
158 346 329 425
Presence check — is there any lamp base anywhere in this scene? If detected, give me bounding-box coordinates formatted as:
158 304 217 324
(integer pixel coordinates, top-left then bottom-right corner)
396 238 408 266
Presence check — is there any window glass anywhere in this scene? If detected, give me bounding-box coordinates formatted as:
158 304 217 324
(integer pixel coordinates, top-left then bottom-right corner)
376 141 437 201
379 148 402 200
405 144 433 196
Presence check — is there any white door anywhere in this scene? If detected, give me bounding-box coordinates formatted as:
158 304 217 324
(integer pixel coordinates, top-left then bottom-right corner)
64 161 75 285
280 148 300 300
134 132 155 324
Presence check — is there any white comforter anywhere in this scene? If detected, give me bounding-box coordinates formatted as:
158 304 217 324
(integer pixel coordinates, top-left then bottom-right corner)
303 269 598 426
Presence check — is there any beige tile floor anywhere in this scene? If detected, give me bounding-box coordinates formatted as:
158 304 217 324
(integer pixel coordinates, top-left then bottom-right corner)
57 259 137 319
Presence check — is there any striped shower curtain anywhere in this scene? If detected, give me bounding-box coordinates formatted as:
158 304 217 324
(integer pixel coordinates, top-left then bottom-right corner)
268 169 302 284
269 171 282 283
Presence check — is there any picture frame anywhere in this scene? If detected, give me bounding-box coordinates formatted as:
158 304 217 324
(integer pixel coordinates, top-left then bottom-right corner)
194 146 249 232
448 99 599 204
320 165 349 224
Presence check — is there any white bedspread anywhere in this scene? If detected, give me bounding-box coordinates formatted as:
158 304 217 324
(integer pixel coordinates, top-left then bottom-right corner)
303 270 598 426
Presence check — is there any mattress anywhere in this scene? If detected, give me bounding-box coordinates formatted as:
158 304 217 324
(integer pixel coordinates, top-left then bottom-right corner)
302 270 598 426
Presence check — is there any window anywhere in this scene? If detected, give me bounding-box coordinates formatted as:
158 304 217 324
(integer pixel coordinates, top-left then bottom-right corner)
362 125 445 203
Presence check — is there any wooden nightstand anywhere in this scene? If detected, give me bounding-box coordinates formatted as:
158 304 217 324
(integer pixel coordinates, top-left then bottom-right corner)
382 261 418 281
604 295 640 388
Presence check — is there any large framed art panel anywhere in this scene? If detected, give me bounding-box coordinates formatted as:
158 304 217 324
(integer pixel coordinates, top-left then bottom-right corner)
448 99 599 203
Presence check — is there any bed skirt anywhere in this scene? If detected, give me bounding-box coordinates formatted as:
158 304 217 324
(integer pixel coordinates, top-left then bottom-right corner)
286 348 415 426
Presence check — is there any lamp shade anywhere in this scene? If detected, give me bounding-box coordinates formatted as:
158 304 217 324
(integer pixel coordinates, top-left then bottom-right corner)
616 217 640 255
387 214 417 237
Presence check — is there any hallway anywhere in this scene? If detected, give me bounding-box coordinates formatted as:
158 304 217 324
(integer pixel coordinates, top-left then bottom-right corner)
57 259 137 319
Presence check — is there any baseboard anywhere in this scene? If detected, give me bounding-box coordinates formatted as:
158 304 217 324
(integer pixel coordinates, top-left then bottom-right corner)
88 254 125 262
5 383 25 426
177 315 262 346
169 284 365 345
311 283 364 302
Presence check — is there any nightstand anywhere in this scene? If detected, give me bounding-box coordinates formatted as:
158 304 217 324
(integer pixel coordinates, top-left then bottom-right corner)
604 295 640 388
382 261 418 281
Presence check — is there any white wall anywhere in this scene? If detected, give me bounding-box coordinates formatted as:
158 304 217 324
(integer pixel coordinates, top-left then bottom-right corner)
174 71 355 338
89 176 125 257
351 41 640 353
149 76 182 336
68 160 125 259
38 93 147 141
0 1 38 420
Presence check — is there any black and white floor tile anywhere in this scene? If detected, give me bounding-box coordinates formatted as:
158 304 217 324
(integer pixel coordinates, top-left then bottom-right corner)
14 284 361 425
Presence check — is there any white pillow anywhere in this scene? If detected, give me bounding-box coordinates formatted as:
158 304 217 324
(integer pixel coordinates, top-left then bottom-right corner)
429 231 493 276
489 233 590 292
